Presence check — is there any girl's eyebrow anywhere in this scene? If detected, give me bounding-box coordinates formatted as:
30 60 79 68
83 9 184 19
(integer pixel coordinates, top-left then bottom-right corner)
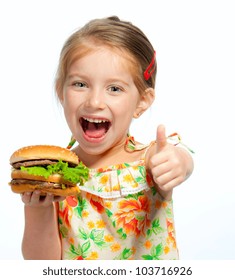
66 73 82 80
66 74 131 87
105 78 130 87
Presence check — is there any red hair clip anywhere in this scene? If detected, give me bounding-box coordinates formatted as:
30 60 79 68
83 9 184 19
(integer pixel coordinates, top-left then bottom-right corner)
144 51 156 81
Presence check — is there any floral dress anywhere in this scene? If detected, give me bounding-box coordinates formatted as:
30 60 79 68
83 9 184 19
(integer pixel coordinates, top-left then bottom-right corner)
58 144 179 260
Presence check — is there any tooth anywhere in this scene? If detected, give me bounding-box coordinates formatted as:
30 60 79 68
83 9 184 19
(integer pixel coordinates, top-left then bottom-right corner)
83 117 108 123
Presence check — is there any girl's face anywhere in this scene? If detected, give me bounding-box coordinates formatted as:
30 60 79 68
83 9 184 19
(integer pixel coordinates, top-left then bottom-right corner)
61 47 148 156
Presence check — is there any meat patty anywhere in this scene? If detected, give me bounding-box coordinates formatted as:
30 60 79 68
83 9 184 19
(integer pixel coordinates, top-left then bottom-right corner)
12 159 60 169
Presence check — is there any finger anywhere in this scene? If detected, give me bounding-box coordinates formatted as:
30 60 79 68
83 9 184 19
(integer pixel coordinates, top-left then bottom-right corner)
21 192 32 204
30 190 42 204
156 175 184 192
152 162 172 178
156 124 167 153
154 170 175 186
42 193 54 206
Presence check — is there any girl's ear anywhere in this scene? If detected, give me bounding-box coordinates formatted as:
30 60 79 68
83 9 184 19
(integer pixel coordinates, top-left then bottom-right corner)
133 88 155 118
58 95 64 106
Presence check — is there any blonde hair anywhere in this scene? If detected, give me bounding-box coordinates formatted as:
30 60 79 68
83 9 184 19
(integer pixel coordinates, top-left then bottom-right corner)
55 16 157 99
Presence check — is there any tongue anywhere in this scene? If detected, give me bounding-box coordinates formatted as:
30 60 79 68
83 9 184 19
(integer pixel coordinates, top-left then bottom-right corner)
85 122 106 138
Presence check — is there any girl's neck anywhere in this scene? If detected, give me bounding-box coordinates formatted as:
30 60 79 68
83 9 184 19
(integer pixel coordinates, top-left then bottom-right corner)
74 140 144 168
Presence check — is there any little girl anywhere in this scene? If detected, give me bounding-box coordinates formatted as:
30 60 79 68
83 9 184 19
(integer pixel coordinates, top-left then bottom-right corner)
21 16 193 260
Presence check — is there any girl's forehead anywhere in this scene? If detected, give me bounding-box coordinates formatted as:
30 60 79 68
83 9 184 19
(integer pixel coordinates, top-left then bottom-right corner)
72 44 132 62
68 44 138 74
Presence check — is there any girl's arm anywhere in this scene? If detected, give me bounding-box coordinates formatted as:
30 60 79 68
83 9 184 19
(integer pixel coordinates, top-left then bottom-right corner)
21 191 63 260
146 125 194 200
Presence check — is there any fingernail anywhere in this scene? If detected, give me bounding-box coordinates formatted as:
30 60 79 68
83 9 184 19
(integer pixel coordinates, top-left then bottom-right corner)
35 190 41 195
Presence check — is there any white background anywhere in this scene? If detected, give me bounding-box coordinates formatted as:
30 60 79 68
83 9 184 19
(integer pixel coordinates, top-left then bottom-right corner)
0 0 235 260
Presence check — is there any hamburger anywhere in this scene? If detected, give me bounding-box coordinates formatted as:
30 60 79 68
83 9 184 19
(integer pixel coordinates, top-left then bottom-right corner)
9 145 89 196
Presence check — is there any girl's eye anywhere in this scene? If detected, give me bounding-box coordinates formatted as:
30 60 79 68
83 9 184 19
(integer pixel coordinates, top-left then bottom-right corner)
109 86 122 93
72 81 87 88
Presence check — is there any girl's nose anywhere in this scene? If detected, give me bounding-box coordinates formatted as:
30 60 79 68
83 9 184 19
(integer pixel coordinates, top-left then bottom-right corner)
85 90 106 110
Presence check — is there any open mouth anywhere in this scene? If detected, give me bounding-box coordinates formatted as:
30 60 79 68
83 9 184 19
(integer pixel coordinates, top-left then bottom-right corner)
80 117 111 138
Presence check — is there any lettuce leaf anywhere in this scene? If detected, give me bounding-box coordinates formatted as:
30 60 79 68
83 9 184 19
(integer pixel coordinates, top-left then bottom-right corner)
20 160 89 185
20 166 52 178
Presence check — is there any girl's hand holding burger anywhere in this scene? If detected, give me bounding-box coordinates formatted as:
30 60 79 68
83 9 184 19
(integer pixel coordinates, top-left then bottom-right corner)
21 191 65 208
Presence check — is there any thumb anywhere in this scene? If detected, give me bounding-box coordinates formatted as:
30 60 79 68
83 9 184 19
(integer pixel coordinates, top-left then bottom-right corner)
156 124 167 152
